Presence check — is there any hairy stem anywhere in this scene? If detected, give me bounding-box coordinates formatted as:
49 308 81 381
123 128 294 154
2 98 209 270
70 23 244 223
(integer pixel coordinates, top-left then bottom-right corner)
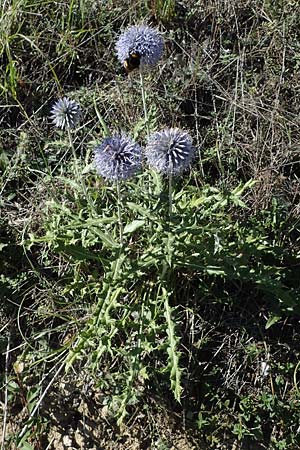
168 171 173 219
140 71 150 137
67 128 92 208
67 127 80 179
117 180 124 246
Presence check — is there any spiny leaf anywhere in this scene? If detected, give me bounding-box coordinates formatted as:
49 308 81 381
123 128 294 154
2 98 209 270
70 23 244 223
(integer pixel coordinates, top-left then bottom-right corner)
124 220 145 234
163 288 182 402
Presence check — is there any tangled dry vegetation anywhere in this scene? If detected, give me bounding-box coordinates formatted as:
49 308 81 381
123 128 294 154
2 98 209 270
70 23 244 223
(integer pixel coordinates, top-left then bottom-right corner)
1 1 300 449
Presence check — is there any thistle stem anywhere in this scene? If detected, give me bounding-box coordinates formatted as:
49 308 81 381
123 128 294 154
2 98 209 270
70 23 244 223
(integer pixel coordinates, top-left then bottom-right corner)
167 171 173 268
140 71 150 137
67 128 92 208
140 70 152 211
168 171 173 220
67 127 80 179
116 180 124 246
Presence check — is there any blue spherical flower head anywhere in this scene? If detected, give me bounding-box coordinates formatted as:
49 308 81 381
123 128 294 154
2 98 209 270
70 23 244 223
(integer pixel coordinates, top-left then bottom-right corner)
116 25 163 71
50 97 81 129
145 128 195 176
94 135 142 181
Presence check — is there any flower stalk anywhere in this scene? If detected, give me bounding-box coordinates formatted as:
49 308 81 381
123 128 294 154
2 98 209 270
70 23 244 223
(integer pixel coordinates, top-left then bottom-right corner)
94 134 142 246
140 71 150 137
116 180 124 246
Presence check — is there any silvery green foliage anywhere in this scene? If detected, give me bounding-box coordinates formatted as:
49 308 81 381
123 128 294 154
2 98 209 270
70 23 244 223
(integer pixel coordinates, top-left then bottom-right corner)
94 135 142 181
116 25 163 68
50 97 81 129
145 128 195 175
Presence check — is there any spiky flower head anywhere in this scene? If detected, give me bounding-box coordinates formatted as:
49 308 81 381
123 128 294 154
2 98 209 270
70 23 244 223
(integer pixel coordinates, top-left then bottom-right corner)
116 25 163 69
94 135 142 181
50 97 81 129
145 128 195 176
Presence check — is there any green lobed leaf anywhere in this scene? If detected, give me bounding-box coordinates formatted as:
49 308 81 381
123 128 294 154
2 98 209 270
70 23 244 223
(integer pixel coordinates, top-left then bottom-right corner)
124 220 145 234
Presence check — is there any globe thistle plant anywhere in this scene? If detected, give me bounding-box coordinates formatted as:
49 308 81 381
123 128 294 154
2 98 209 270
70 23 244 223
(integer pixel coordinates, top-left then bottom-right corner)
145 128 195 220
49 96 90 203
145 128 195 176
50 97 81 129
116 25 163 70
116 25 163 137
94 134 142 245
94 135 142 182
